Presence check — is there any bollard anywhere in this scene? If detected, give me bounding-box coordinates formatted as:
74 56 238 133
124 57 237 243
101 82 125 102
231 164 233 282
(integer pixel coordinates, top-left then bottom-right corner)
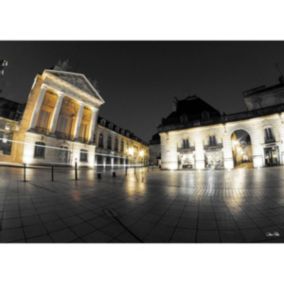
51 165 54 182
97 173 102 179
23 163 27 182
75 161 78 181
112 171 116 178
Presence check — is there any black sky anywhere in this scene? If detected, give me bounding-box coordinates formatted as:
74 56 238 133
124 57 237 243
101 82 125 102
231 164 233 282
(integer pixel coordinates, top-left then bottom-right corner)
0 41 284 141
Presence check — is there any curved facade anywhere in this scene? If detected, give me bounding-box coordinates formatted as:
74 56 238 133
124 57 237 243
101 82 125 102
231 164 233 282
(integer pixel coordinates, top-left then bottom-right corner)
159 86 284 170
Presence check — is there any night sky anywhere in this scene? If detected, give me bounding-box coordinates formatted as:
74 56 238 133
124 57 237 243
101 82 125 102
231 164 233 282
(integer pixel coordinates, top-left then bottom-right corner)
1 41 284 141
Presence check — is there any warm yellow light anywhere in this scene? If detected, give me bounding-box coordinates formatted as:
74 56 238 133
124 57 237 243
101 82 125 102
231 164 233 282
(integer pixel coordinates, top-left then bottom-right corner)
128 147 134 156
232 140 239 147
139 150 144 157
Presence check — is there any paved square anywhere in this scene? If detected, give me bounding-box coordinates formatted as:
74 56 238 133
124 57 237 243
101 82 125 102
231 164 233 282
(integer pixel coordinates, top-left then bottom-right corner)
0 166 284 243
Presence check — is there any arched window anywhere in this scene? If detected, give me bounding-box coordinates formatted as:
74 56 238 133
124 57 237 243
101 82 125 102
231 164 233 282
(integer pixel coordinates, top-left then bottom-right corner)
107 135 112 150
34 142 45 158
98 133 104 148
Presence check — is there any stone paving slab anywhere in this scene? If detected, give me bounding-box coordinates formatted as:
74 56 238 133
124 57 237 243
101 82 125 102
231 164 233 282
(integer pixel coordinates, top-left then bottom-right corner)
0 166 284 243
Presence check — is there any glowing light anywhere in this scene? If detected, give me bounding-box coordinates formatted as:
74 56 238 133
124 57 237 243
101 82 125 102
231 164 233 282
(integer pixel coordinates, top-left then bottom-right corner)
195 160 205 170
23 143 34 165
139 150 144 158
253 156 263 168
128 147 134 156
2 136 7 143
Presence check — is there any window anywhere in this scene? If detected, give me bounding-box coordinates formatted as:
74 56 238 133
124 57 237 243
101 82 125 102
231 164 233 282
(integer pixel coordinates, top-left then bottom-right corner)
107 135 112 150
80 149 88 162
34 142 45 158
0 133 12 155
209 135 217 146
79 123 88 140
264 127 275 142
36 111 50 130
121 140 124 152
56 114 72 135
182 139 190 149
114 138 119 151
98 133 104 148
58 146 70 163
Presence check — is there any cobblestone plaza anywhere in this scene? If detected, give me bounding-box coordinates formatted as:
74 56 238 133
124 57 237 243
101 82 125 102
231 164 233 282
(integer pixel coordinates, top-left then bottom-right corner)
0 166 284 243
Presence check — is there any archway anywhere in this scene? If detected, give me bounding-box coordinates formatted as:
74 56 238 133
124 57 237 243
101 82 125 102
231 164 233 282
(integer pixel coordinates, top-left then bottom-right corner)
231 130 253 168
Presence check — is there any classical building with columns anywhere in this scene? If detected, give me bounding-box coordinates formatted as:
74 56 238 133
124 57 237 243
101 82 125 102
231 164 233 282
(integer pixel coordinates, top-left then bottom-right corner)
12 69 103 166
159 77 284 170
0 68 148 167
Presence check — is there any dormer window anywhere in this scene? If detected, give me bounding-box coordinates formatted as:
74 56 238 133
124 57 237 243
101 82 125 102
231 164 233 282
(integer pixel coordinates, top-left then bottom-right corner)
180 114 188 124
100 119 106 126
201 111 210 120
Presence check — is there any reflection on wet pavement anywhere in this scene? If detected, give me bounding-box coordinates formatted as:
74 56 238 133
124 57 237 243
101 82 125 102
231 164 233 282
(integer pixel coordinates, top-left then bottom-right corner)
0 166 284 242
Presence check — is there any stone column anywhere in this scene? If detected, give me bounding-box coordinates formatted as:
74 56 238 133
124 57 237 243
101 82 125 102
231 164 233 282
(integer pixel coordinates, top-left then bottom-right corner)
88 106 99 143
29 85 47 129
223 131 234 169
194 133 205 169
73 103 84 139
49 93 64 133
251 123 265 168
160 132 178 170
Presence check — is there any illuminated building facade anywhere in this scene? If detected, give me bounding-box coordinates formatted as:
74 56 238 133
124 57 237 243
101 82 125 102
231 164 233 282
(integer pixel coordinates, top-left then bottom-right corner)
149 133 161 166
0 97 24 163
95 117 148 169
159 78 284 170
0 69 148 167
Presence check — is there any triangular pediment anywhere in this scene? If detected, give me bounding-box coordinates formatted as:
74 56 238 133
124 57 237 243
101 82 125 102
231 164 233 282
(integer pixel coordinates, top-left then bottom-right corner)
45 69 105 103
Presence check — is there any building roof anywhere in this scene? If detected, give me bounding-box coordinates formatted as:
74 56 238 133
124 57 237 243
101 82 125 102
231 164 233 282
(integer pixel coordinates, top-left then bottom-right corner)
159 95 221 128
158 102 284 133
243 76 284 97
45 69 105 103
97 116 148 146
0 97 25 121
149 133 160 145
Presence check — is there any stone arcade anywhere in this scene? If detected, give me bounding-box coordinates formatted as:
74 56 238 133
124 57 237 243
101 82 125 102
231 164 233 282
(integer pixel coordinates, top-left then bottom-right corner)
159 77 284 170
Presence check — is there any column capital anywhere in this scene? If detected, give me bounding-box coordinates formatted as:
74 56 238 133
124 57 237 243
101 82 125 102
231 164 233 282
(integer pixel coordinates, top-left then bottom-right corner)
41 84 48 91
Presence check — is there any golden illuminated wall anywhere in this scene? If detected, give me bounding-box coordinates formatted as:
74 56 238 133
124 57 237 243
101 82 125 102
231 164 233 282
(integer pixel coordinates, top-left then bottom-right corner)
79 107 92 140
12 75 44 163
35 90 57 131
56 96 79 138
95 124 149 165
